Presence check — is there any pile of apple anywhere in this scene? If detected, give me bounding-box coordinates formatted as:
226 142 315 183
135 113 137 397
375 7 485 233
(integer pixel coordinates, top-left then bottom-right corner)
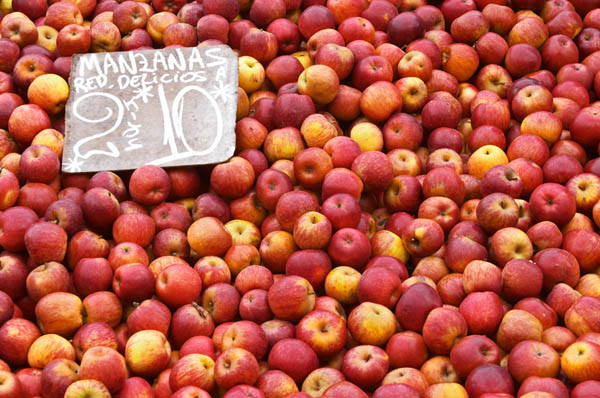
5 0 600 397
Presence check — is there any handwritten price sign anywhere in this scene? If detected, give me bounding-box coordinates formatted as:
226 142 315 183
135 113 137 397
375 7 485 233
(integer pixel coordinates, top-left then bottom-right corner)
62 45 238 173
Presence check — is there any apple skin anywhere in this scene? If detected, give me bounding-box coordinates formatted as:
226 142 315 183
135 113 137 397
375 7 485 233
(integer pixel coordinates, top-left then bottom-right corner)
422 307 468 355
39 358 80 398
0 316 41 366
395 282 442 332
342 345 389 391
268 338 319 384
564 296 600 337
517 376 569 398
267 275 315 322
561 341 600 383
79 346 127 394
507 340 560 383
465 364 515 398
571 380 600 398
450 335 501 380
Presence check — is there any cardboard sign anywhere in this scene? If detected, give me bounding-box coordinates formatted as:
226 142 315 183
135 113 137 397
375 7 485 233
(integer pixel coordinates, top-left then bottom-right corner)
62 45 238 173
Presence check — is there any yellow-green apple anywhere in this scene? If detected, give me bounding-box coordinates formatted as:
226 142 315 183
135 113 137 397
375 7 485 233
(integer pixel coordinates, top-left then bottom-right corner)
256 370 299 398
501 259 543 302
301 367 345 397
201 283 241 324
348 302 396 346
214 348 259 390
324 266 361 305
27 333 76 369
507 341 560 382
170 303 215 349
125 330 170 378
561 341 600 383
268 338 318 384
296 310 346 359
497 309 544 352
72 322 118 361
79 346 127 394
26 261 70 302
126 298 171 336
0 318 40 366
459 291 503 335
238 56 265 94
450 335 501 379
533 248 579 290
465 364 514 398
39 358 79 398
63 379 110 398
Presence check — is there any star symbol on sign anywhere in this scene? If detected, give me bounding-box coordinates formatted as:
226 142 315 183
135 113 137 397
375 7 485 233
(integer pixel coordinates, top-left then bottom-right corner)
63 156 84 173
210 80 236 104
